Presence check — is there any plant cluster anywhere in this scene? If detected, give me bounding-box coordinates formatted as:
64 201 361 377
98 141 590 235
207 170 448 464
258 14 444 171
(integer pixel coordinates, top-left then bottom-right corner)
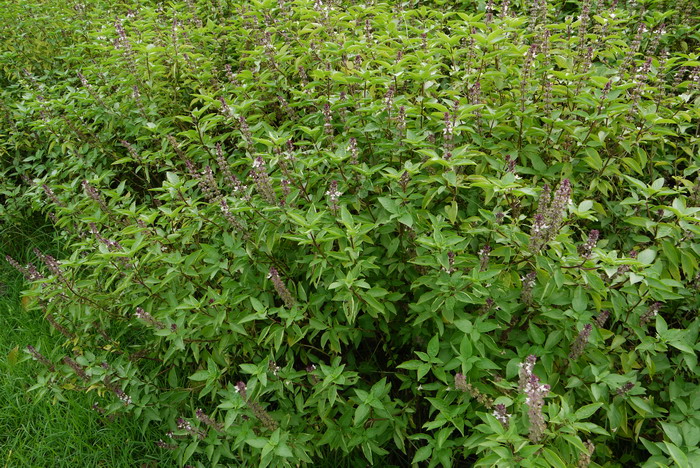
1 0 700 466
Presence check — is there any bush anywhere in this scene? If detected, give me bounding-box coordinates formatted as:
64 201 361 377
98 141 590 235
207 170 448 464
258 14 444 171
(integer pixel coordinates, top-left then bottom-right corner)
1 0 700 466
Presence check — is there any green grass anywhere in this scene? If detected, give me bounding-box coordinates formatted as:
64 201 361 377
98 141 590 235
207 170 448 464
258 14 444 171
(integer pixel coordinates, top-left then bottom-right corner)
0 217 170 468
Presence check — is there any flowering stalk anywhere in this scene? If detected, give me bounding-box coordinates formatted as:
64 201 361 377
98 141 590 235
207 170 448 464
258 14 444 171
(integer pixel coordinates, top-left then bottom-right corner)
195 408 223 432
156 440 178 450
103 373 133 405
120 140 145 167
579 230 599 259
518 355 550 443
216 143 248 197
27 345 55 371
235 381 278 431
384 86 394 117
46 312 75 338
442 111 454 151
455 373 494 408
323 102 333 135
455 372 467 391
608 250 637 282
399 171 410 192
176 417 206 439
77 71 107 108
219 199 247 233
114 18 140 84
135 307 165 329
521 271 536 304
569 324 592 360
520 43 539 112
492 404 511 428
250 156 277 205
639 302 661 326
82 180 110 212
33 248 66 283
325 180 341 214
594 310 610 328
529 179 571 252
239 116 253 146
479 245 491 271
396 105 406 140
268 267 295 307
348 137 358 164
577 440 595 467
6 255 44 281
63 356 89 382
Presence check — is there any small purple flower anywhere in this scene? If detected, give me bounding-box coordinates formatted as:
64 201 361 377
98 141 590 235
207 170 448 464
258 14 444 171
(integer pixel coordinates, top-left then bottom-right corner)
325 180 341 214
616 382 635 395
479 245 491 271
492 404 511 428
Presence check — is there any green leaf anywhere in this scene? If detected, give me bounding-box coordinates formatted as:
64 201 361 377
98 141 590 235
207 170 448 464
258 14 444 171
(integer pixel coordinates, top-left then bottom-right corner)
572 287 588 313
427 334 440 358
189 370 210 381
660 422 684 447
398 213 413 227
275 445 294 458
575 403 604 420
542 448 567 468
528 322 545 345
412 446 432 464
377 197 398 214
182 440 199 464
397 360 422 370
663 441 689 468
245 437 269 449
354 404 370 426
7 346 19 367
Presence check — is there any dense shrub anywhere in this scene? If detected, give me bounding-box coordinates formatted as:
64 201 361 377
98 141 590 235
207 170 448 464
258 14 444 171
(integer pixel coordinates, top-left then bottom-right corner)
1 0 700 466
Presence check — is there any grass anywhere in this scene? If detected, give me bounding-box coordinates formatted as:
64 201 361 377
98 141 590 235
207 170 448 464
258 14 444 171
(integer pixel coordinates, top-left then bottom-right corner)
0 216 171 468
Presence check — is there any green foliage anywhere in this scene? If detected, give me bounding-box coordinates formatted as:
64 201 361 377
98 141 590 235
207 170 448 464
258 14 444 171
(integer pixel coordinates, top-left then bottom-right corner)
0 219 168 467
1 0 700 466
